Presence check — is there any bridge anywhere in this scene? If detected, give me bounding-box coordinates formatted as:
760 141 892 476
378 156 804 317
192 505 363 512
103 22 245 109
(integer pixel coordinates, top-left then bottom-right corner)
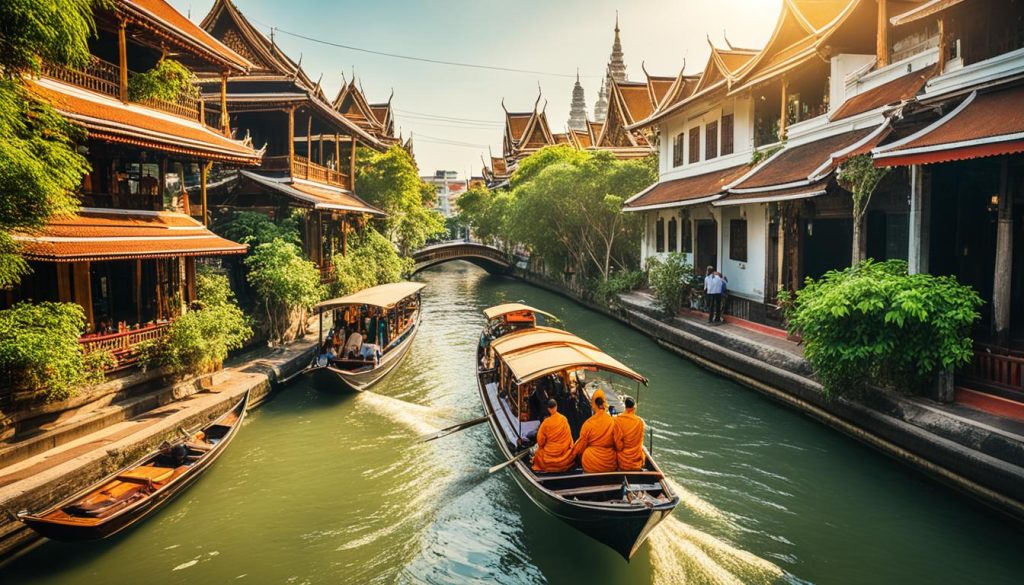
411 241 513 274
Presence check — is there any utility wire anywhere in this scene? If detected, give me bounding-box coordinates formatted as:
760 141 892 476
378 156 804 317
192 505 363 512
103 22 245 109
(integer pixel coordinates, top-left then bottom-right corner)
395 109 504 125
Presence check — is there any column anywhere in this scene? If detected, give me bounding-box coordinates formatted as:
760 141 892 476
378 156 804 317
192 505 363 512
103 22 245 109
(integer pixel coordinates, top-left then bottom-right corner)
993 158 1014 344
118 19 128 102
876 0 889 67
220 72 230 135
200 160 209 226
907 164 930 274
72 261 94 329
287 106 296 170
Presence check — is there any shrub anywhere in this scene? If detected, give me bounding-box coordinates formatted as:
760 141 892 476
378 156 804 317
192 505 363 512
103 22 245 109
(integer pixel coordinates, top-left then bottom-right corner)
784 260 982 397
330 229 413 297
217 210 302 248
647 254 697 315
127 58 197 103
0 302 110 402
150 270 251 375
594 270 646 304
246 238 323 342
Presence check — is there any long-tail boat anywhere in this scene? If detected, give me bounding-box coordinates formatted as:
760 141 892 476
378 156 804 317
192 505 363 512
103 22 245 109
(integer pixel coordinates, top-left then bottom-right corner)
477 304 679 560
310 282 425 392
18 391 249 541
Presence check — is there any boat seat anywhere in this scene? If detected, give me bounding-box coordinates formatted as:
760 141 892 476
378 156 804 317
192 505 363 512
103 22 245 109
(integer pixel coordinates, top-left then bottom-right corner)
556 484 623 497
117 466 174 484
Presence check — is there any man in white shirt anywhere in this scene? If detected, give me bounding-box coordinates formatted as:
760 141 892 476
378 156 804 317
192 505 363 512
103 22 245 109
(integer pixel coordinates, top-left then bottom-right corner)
704 266 726 323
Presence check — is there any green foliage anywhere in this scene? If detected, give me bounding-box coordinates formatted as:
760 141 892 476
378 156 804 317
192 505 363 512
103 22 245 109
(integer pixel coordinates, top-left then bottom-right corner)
0 302 109 402
355 145 446 253
0 0 101 74
245 239 323 342
457 185 514 247
159 275 251 375
837 154 890 263
784 260 982 397
217 210 302 248
127 58 197 103
647 253 698 315
594 270 646 304
750 143 783 166
331 229 412 296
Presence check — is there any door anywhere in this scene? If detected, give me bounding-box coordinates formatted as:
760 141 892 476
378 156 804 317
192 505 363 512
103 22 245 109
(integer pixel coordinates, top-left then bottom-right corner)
696 220 717 272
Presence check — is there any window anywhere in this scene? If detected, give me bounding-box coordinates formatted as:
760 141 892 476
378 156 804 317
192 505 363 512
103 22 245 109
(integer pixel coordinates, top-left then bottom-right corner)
721 114 734 156
705 121 719 160
688 127 700 164
682 218 693 253
672 132 685 167
655 217 665 252
668 217 678 252
729 219 747 262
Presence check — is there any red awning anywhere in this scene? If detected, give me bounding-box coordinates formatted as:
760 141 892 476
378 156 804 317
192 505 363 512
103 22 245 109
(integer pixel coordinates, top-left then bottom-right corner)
623 164 749 211
14 208 248 262
873 86 1024 167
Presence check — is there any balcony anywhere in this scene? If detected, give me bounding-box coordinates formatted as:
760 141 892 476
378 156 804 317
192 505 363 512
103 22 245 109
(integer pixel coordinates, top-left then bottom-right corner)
80 321 170 371
261 155 352 191
43 56 203 125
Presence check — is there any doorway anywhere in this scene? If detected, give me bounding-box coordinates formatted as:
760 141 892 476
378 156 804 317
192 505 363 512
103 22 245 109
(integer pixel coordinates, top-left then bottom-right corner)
695 220 717 272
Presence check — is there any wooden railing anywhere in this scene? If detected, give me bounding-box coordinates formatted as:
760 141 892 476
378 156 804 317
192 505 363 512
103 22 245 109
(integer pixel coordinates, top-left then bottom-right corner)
138 91 200 121
80 322 170 371
963 349 1024 396
260 155 351 190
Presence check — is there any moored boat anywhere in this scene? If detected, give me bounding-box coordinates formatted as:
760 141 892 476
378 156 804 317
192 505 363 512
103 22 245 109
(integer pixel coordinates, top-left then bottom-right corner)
310 281 425 392
477 304 679 560
18 391 249 541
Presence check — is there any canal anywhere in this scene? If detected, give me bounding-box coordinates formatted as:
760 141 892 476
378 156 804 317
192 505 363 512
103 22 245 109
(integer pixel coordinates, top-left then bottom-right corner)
5 262 1022 584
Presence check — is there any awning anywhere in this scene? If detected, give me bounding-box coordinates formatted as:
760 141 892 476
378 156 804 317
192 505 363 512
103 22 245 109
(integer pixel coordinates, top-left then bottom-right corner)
830 65 936 122
316 282 425 312
13 208 248 262
623 164 749 212
498 339 648 386
873 87 1024 166
240 171 385 216
719 123 889 204
890 0 965 26
490 326 596 355
31 78 263 165
482 303 557 321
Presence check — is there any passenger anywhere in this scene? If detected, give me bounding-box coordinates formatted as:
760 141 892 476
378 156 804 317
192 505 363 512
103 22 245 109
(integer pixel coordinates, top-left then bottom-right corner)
613 396 646 471
528 379 551 422
343 330 363 359
571 395 617 473
531 399 576 473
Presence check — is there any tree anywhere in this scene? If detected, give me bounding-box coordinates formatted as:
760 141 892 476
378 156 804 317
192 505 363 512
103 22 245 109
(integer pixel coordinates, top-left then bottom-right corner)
355 145 445 253
330 229 413 296
0 0 101 287
245 239 323 343
837 154 890 264
217 210 303 248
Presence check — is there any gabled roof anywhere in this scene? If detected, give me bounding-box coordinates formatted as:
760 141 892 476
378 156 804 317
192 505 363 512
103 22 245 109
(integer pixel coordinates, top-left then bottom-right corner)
597 80 657 148
333 79 382 133
830 64 936 121
239 171 385 216
502 94 556 158
623 164 750 211
117 0 253 73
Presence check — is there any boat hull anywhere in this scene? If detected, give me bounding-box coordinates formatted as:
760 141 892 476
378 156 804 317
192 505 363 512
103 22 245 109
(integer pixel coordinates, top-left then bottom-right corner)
312 309 420 393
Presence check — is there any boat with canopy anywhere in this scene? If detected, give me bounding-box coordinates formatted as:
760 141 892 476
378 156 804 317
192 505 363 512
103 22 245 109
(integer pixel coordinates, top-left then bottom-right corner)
310 281 425 391
18 391 249 541
477 304 679 560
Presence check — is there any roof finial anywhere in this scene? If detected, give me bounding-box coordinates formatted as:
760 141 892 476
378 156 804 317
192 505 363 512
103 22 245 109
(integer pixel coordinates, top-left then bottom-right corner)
723 30 734 50
576 68 580 82
641 60 649 78
501 97 508 113
615 10 619 32
270 27 276 50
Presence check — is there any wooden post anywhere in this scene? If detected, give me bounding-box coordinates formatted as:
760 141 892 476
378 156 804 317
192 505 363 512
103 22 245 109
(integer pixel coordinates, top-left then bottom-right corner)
779 78 788 141
287 106 296 172
199 98 205 125
306 113 313 179
341 217 348 256
220 72 230 135
349 139 357 192
135 260 142 324
938 18 947 74
200 160 209 226
118 19 129 102
73 262 94 329
993 158 1014 345
185 257 197 303
318 133 324 166
335 133 341 184
57 263 72 303
876 0 889 67
155 260 164 320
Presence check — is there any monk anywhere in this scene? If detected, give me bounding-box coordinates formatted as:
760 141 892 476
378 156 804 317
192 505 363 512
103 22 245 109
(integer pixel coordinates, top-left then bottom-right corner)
531 399 575 473
572 391 617 473
613 396 646 471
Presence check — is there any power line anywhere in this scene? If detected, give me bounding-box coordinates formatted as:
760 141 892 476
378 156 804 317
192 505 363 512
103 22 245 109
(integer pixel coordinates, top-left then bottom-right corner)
395 109 504 125
413 133 493 148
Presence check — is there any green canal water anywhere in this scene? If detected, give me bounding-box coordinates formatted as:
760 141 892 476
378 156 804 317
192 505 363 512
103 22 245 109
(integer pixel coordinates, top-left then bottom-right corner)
4 262 1022 584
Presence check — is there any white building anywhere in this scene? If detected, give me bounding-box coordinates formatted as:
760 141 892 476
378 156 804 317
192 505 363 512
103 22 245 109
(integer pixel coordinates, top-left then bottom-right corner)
422 170 467 218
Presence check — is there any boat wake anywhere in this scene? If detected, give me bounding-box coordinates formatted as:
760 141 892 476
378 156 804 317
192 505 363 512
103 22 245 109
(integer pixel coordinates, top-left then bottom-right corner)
648 516 785 585
663 477 735 527
355 391 446 436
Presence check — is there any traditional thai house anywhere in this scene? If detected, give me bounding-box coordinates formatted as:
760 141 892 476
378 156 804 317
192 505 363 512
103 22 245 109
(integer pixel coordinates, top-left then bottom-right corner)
333 80 401 146
592 70 675 159
3 0 262 370
199 0 386 283
502 94 557 168
482 155 511 190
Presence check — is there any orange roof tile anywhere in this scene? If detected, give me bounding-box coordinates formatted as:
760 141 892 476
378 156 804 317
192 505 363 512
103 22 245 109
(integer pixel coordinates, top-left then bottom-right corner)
240 171 385 216
875 85 1024 166
624 164 749 209
617 82 656 123
14 208 247 261
831 65 936 121
118 0 252 72
32 78 261 164
715 177 830 206
507 113 532 142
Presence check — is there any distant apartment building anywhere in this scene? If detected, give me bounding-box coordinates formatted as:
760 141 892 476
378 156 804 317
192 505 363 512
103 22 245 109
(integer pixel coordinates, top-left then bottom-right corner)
422 170 467 218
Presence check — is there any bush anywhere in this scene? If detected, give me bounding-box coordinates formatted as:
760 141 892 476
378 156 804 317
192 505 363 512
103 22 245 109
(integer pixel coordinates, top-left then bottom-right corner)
127 58 197 103
246 239 323 342
784 260 982 397
0 302 110 402
647 254 697 315
217 210 302 248
594 270 646 304
149 270 251 375
330 229 413 297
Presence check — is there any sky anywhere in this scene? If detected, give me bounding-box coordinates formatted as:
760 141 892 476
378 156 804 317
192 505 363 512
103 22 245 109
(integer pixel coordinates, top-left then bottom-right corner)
169 0 783 176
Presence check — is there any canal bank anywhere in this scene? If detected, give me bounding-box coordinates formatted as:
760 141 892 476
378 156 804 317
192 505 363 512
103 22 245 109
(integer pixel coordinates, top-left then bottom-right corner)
0 335 318 563
516 269 1024 523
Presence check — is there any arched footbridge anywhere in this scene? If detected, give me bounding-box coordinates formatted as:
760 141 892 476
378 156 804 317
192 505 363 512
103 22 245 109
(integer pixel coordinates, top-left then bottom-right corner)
411 241 513 274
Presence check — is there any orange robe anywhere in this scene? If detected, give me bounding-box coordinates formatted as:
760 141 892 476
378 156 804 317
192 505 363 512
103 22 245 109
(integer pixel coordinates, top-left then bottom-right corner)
572 409 617 472
531 412 575 472
613 410 646 471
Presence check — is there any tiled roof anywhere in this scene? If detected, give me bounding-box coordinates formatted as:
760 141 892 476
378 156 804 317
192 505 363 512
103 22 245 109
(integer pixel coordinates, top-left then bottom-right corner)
553 133 570 145
571 129 592 148
618 82 656 124
491 157 508 175
32 78 262 164
13 208 247 261
714 177 830 206
875 85 1024 166
507 114 532 142
831 65 936 121
119 0 252 72
624 164 749 210
240 171 386 216
890 0 966 26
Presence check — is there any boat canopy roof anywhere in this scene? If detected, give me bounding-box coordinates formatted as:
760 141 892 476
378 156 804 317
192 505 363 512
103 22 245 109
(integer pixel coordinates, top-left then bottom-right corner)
491 327 647 385
316 282 425 312
483 303 557 321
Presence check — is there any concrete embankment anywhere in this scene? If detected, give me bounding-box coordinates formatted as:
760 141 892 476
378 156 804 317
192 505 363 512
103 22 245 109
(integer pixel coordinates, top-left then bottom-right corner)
515 270 1024 522
0 337 317 563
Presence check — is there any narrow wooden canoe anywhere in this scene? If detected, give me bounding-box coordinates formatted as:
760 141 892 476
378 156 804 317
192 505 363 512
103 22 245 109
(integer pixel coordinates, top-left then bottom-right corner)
17 391 249 541
477 305 679 560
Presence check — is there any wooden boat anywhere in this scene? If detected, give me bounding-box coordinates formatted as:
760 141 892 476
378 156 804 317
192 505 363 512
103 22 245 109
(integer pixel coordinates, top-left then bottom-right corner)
310 281 425 392
18 391 249 541
477 304 679 561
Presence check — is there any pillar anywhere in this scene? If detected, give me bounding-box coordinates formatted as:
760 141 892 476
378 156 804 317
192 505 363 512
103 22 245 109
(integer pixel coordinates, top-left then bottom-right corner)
907 164 931 274
287 106 296 170
72 262 94 329
185 257 197 303
993 158 1014 344
349 139 358 192
779 78 788 141
306 113 313 179
118 19 128 102
220 72 230 135
135 260 142 324
876 0 889 67
200 160 209 226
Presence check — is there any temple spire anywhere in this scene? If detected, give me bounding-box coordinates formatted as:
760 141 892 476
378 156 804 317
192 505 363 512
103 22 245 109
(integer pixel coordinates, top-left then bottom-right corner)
568 69 587 131
594 14 627 122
